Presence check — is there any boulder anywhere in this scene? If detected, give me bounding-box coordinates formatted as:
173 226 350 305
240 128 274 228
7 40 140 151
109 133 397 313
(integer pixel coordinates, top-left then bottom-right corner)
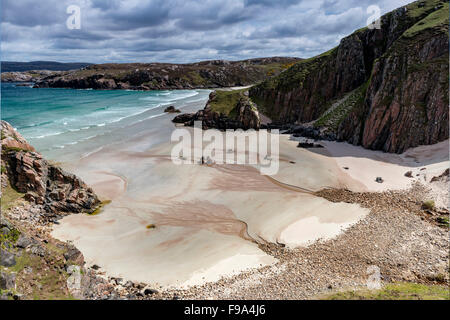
0 249 16 267
1 121 100 215
172 113 196 124
64 245 84 265
0 272 16 290
164 106 181 113
404 171 413 178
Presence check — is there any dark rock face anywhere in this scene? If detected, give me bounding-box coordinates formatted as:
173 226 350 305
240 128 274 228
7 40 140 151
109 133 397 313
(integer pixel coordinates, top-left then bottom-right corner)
1 121 100 215
250 1 449 153
34 57 300 91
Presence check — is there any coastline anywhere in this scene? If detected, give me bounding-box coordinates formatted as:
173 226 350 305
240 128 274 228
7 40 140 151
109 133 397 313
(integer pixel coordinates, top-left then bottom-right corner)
49 96 449 291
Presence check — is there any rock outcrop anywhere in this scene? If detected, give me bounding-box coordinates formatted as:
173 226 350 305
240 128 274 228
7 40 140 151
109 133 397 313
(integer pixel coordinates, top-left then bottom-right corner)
173 90 260 130
1 70 61 83
34 57 299 91
250 0 449 153
1 121 100 215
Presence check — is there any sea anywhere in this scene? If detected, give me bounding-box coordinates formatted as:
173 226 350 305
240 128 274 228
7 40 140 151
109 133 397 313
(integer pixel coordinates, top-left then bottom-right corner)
1 83 210 162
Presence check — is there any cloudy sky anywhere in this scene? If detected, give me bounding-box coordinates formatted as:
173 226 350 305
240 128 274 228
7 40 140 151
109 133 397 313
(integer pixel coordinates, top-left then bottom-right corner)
1 0 413 63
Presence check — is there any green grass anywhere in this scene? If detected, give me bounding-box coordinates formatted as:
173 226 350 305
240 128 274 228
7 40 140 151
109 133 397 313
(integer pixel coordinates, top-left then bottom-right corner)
1 252 39 274
0 184 25 212
406 0 444 19
436 216 449 228
259 47 337 92
323 282 450 300
422 200 436 210
2 146 29 153
208 89 247 116
0 227 20 250
403 2 449 38
88 200 111 216
314 81 369 131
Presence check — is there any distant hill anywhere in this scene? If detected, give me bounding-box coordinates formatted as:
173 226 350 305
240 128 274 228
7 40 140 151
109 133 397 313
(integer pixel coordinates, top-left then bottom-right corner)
1 61 92 72
33 57 300 90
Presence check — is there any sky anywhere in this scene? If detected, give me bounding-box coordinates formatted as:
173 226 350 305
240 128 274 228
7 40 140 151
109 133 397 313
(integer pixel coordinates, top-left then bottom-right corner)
1 0 414 64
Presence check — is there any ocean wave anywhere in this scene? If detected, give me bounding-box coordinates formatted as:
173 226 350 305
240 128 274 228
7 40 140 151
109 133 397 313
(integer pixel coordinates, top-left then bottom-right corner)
129 113 165 126
139 91 199 102
30 131 65 139
81 146 104 159
20 120 55 129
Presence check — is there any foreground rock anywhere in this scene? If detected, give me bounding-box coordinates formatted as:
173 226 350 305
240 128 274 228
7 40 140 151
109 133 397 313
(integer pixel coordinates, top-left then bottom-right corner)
1 120 100 216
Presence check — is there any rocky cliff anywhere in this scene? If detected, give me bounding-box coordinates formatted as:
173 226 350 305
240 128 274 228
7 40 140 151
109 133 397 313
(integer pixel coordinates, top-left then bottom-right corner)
250 0 449 153
1 121 100 217
173 90 261 130
33 57 299 91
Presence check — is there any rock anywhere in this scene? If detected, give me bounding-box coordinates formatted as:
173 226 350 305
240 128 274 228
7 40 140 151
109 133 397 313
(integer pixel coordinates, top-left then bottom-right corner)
249 3 448 153
0 272 16 290
0 249 16 267
297 142 324 149
375 177 384 183
64 245 84 265
15 235 34 249
431 168 449 182
404 171 413 178
33 58 299 91
173 90 260 131
1 120 36 152
172 113 196 124
164 106 181 113
141 287 159 295
1 120 100 216
29 244 46 257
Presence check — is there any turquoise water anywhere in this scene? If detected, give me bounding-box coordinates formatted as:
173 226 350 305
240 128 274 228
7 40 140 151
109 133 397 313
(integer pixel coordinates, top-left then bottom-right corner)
1 83 210 160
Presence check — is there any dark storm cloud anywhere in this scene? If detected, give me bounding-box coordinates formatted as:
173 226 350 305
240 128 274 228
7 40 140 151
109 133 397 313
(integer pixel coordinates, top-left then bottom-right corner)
1 0 66 27
1 0 413 63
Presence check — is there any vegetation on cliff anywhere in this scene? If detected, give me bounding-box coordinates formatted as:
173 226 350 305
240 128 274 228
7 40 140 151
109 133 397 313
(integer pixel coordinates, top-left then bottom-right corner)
250 0 449 153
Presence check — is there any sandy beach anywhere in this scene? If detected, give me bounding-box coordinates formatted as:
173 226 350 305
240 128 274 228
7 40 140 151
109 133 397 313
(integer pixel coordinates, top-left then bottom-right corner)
51 126 372 288
51 100 449 289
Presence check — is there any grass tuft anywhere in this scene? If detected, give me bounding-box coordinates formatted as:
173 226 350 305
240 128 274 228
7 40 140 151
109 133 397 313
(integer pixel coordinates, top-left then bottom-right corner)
88 200 112 216
323 282 450 300
422 200 436 211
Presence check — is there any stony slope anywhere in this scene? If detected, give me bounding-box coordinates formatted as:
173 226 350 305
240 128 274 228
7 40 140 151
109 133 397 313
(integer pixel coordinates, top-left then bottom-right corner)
250 0 449 153
34 57 299 90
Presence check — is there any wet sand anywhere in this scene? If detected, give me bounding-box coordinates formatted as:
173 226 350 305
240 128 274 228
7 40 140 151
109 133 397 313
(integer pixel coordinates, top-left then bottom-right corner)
51 130 370 288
